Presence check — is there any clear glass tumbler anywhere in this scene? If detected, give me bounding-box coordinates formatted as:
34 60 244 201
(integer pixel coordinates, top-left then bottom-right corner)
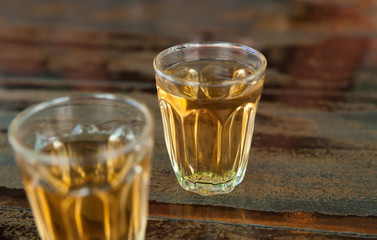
8 93 153 240
154 42 266 195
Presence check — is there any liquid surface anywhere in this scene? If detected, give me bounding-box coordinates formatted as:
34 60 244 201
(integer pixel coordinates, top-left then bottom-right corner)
19 132 151 240
157 59 264 195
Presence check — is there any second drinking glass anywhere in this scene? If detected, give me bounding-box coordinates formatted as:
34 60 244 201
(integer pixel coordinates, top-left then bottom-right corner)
8 93 153 240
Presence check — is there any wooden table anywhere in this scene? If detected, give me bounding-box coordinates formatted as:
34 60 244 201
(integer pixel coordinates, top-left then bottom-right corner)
0 0 376 239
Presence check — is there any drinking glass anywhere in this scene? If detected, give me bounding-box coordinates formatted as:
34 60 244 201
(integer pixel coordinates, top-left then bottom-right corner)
154 42 266 195
8 93 153 240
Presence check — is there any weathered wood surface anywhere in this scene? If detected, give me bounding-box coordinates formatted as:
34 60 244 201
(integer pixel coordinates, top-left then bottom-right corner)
2 207 371 240
0 0 377 239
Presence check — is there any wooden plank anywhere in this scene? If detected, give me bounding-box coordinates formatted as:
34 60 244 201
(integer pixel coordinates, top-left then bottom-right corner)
1 90 376 216
0 207 373 240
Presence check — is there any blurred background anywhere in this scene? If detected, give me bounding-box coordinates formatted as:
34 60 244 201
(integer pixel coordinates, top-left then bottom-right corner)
0 0 376 88
1 0 377 42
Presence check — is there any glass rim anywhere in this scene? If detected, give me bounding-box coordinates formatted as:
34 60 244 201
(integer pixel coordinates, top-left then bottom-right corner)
153 41 267 87
8 93 153 165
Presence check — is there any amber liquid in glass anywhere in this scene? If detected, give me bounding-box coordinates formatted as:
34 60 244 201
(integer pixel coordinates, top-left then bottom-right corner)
18 133 151 240
157 59 264 195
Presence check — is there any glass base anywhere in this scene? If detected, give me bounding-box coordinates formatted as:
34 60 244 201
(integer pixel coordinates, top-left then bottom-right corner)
175 171 246 196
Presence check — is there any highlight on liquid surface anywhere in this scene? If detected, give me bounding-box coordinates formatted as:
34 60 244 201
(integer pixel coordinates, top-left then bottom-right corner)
18 129 151 240
156 59 264 195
